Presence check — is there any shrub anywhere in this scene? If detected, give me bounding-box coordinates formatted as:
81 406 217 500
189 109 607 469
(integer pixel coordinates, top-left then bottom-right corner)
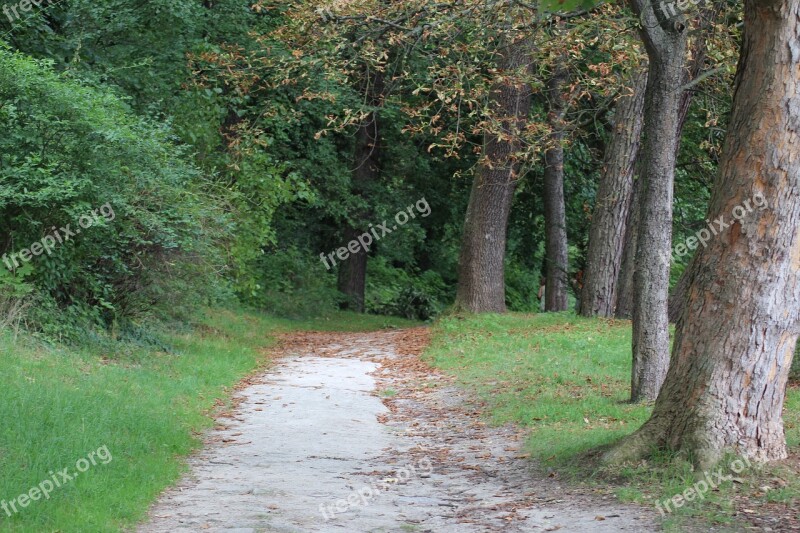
249 246 342 318
366 257 447 320
0 49 223 333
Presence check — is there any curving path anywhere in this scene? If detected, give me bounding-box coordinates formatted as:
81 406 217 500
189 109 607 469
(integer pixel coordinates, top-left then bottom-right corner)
139 329 658 532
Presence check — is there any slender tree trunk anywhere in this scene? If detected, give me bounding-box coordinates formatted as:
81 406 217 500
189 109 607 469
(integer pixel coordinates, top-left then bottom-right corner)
667 8 721 323
615 174 640 319
338 72 384 312
618 20 711 321
628 1 688 402
543 59 570 312
605 0 800 468
455 38 532 313
580 68 647 317
674 5 717 144
620 46 704 322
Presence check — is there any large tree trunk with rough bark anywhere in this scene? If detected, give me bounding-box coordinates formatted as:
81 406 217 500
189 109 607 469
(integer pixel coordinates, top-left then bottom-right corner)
580 68 647 317
543 59 570 312
455 38 532 313
604 0 800 469
628 0 688 402
338 72 384 312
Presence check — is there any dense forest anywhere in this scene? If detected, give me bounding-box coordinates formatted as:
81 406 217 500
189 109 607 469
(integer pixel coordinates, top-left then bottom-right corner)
1 0 799 531
0 0 738 325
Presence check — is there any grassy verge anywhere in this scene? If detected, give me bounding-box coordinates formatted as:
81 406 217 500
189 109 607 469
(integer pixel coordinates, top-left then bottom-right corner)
425 312 800 531
0 308 416 532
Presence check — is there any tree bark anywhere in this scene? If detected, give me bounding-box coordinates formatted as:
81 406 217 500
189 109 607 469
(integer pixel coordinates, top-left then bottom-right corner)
455 38 532 313
615 174 640 319
675 4 718 147
628 1 688 402
604 0 800 469
337 225 369 312
543 59 570 312
667 7 721 323
338 71 384 312
580 68 647 317
618 16 713 321
667 266 691 323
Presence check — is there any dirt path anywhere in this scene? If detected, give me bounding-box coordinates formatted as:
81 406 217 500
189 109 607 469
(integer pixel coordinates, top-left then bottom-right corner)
139 329 658 532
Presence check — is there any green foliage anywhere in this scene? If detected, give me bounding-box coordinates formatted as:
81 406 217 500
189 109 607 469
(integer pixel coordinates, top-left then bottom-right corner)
0 0 740 329
0 49 223 332
365 257 448 320
2 0 304 323
505 259 542 312
249 246 343 318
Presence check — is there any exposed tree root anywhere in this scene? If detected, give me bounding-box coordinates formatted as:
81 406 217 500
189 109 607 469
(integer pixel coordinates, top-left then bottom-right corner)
601 426 657 465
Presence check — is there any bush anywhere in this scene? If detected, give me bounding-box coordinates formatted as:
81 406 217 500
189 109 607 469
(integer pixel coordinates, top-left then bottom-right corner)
366 257 447 320
0 49 224 333
248 246 342 318
0 266 34 334
505 260 541 312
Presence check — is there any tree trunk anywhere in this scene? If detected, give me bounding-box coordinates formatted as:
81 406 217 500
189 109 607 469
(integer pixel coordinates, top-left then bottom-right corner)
455 38 532 313
604 0 800 469
543 59 570 312
338 72 384 312
580 68 647 317
618 14 714 321
628 1 688 402
337 225 369 312
615 174 640 319
667 266 691 323
674 4 718 146
666 6 722 322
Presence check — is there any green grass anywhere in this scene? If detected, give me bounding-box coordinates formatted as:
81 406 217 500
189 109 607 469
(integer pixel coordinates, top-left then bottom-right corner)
425 312 652 461
425 311 800 530
0 308 417 532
